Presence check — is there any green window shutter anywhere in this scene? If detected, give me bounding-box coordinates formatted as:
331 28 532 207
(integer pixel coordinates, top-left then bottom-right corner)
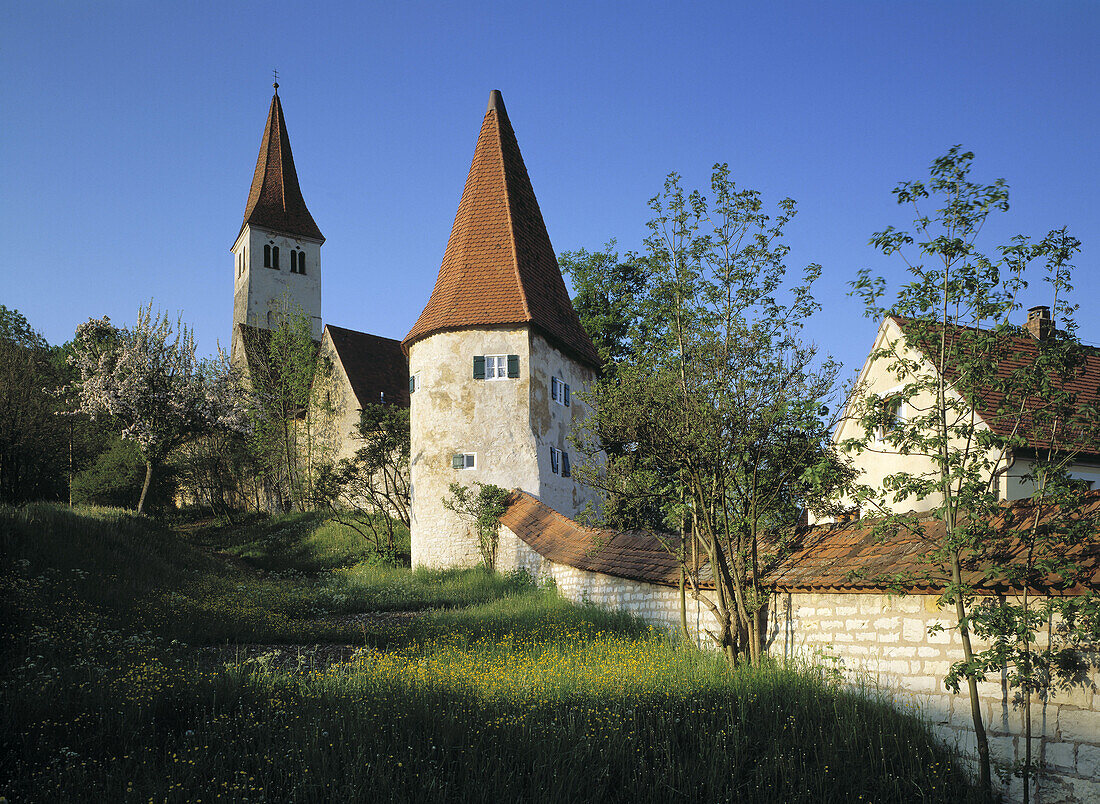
507 354 520 378
563 383 571 407
409 375 416 393
452 454 464 469
473 355 485 380
562 451 571 477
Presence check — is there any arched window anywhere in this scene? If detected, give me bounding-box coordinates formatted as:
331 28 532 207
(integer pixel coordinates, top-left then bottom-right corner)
297 251 306 275
263 244 271 268
272 246 280 269
290 250 297 273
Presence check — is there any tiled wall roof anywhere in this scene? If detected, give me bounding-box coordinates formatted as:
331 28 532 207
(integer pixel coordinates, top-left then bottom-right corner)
501 490 1100 594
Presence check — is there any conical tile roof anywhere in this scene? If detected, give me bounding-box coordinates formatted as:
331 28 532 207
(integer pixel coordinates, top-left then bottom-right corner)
238 90 324 243
403 91 599 368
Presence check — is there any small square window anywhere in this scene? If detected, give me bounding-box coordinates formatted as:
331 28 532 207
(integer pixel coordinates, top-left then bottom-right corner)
485 355 508 380
452 453 476 470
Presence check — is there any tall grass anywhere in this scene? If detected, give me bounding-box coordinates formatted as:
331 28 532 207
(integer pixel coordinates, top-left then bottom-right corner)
1 504 983 803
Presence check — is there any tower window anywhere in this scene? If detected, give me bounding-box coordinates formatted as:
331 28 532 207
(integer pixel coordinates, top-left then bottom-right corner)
452 453 476 470
272 246 280 269
548 448 572 477
475 354 520 380
263 244 271 268
288 249 307 275
551 376 571 406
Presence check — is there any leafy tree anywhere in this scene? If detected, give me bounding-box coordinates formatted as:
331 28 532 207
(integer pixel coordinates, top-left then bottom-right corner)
0 306 69 503
574 165 849 663
171 357 252 518
316 402 411 561
67 303 220 515
443 482 511 570
560 240 650 374
71 436 175 511
844 146 1100 799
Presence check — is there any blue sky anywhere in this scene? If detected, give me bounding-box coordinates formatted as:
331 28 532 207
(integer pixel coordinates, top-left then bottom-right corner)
3 1 1098 379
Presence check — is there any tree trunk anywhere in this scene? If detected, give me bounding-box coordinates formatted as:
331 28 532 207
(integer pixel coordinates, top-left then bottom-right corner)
951 550 992 798
137 459 154 515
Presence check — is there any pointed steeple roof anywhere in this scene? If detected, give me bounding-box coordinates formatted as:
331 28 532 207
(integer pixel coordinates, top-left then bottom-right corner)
238 89 324 243
403 90 599 368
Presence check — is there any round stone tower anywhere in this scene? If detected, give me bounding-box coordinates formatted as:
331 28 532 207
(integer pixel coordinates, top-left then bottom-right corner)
402 91 601 569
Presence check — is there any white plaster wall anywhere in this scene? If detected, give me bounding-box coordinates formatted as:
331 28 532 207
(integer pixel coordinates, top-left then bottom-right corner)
527 332 599 519
823 318 1006 523
232 224 322 341
496 523 1100 804
409 328 541 568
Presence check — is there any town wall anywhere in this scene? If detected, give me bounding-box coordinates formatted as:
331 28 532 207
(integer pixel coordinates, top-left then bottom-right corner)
498 523 1100 804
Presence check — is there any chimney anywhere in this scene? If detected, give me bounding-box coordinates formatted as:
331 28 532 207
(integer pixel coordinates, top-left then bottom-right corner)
1025 305 1053 340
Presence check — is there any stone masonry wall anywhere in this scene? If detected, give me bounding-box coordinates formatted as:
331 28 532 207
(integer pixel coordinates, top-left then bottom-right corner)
498 523 1100 804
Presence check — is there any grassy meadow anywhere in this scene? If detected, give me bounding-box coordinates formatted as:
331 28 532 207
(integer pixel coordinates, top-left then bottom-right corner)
1 504 982 803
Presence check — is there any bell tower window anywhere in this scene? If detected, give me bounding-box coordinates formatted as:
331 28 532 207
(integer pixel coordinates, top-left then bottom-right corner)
263 244 271 268
272 246 280 269
290 249 307 274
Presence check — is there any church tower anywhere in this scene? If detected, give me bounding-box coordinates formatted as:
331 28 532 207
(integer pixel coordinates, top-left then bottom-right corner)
231 83 324 367
403 91 601 568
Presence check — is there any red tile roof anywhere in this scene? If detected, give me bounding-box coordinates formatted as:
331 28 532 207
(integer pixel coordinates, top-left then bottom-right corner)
239 91 324 243
501 490 1100 595
890 316 1100 458
325 325 409 409
403 91 599 368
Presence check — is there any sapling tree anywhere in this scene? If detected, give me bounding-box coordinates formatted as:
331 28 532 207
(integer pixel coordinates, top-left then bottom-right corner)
573 165 849 664
316 402 411 561
241 296 323 510
844 146 1100 799
443 482 511 570
67 303 222 514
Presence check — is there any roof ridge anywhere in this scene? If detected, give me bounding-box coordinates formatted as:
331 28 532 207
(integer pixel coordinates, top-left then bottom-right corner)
491 95 533 324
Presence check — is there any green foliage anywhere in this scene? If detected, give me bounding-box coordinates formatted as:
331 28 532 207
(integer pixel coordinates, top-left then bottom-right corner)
0 504 981 803
243 296 323 511
71 437 175 513
560 240 650 374
0 306 69 503
316 402 411 561
845 145 1100 797
572 165 849 664
443 482 511 570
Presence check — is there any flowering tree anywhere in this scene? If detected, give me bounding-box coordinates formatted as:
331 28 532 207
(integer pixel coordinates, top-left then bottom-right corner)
68 303 240 514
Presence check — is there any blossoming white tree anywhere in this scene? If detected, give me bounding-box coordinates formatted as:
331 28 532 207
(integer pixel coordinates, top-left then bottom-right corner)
68 303 244 514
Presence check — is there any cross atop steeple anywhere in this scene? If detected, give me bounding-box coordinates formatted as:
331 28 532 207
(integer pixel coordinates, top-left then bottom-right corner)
272 68 279 92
